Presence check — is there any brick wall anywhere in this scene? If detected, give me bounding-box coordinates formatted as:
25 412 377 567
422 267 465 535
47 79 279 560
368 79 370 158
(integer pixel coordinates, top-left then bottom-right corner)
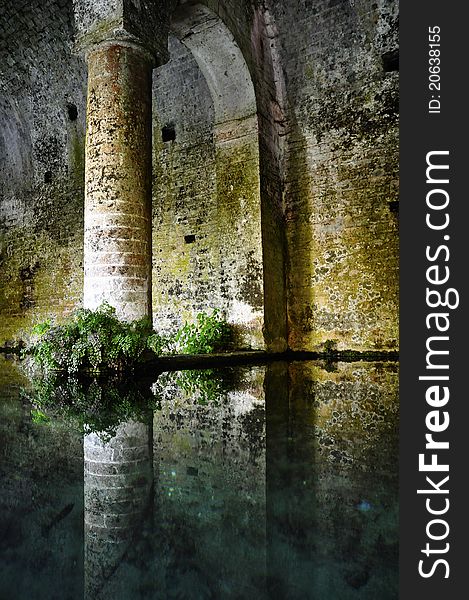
0 0 399 352
0 0 87 345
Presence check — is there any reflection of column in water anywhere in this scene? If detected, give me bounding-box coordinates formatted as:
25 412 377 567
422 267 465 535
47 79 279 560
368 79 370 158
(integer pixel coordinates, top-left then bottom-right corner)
84 420 153 599
264 361 291 598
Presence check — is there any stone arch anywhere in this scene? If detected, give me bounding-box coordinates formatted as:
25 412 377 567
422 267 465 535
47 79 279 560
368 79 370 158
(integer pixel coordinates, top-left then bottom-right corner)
170 3 257 126
151 2 274 349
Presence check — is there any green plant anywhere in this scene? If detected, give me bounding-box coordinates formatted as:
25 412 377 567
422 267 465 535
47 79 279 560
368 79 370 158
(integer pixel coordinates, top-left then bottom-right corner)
147 332 172 355
151 367 236 406
31 320 52 336
31 408 51 425
25 304 233 374
26 302 153 374
175 310 232 354
323 339 338 355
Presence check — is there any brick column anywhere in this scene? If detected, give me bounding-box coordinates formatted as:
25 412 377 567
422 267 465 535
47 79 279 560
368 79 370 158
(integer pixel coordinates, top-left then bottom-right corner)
84 44 153 320
73 0 169 321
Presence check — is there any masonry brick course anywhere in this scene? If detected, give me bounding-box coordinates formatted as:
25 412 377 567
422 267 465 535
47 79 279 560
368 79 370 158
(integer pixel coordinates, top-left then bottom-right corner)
0 0 399 352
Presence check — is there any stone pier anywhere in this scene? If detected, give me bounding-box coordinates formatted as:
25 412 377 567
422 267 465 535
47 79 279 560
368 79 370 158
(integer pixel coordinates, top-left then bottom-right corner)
73 0 169 321
84 45 153 321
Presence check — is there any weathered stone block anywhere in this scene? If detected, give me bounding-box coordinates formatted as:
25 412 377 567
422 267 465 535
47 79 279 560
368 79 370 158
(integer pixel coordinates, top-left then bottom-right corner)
73 0 170 65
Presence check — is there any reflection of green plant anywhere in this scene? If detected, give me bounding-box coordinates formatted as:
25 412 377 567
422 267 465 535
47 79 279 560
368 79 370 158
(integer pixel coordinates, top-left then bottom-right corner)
175 369 231 405
25 374 159 442
24 367 236 440
152 367 236 406
25 304 233 374
175 310 232 354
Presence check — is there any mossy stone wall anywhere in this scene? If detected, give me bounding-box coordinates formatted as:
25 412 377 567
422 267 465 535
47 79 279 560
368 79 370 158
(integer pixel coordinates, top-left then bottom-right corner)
152 35 265 348
276 0 399 351
0 0 398 352
0 0 87 346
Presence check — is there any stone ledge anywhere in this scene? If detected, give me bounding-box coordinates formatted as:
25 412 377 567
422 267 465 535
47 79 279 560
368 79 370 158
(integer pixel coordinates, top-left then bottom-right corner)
0 346 399 373
138 348 399 374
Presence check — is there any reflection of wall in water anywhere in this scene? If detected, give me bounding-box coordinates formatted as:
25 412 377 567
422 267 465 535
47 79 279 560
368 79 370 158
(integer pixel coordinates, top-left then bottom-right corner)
0 355 399 599
152 367 266 598
0 356 84 599
84 420 153 599
150 361 398 598
266 361 399 598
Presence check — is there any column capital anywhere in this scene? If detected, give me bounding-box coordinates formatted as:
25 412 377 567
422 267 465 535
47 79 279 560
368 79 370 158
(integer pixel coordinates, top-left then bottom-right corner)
73 0 170 67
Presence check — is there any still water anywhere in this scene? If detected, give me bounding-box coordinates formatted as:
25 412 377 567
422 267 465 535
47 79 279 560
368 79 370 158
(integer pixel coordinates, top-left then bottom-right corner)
0 356 398 600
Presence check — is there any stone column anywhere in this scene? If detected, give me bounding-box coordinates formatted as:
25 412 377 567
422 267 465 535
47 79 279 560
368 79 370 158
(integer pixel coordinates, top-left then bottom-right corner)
84 45 153 321
73 0 170 321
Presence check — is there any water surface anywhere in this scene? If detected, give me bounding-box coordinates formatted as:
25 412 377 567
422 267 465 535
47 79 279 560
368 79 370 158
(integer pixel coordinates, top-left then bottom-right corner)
0 356 398 599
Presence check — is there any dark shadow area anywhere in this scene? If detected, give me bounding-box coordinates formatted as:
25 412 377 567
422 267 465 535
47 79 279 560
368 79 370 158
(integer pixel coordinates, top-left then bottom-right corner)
382 49 399 73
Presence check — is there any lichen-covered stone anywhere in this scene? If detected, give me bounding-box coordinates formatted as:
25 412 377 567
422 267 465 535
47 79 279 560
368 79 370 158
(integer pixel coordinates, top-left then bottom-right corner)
275 0 399 351
0 0 399 353
152 33 265 348
84 44 153 321
0 0 87 346
73 0 171 65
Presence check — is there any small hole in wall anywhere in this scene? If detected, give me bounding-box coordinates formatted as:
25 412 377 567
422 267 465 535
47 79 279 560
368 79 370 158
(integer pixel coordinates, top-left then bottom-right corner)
67 103 78 121
44 171 52 183
388 201 399 213
162 125 176 142
382 50 399 73
184 235 196 244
